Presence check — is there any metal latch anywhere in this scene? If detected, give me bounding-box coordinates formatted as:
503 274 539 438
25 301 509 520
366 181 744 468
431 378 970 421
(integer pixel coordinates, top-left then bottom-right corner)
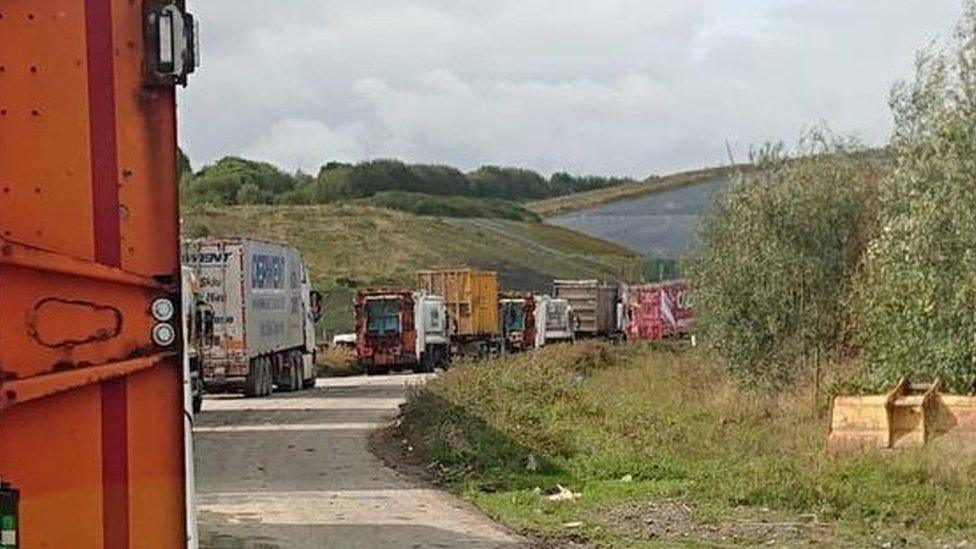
143 0 198 87
0 483 18 549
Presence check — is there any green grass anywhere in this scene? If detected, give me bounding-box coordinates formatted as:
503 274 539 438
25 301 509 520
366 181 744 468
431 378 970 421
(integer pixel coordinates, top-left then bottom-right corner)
182 204 641 335
362 191 541 222
399 344 976 546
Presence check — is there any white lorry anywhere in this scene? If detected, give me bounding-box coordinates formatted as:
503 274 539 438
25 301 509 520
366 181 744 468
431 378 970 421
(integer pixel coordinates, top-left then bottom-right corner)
182 238 321 396
536 295 575 346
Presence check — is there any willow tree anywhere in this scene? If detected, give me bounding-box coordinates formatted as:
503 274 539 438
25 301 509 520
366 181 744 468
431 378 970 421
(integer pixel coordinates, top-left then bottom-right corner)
860 4 976 392
693 132 878 390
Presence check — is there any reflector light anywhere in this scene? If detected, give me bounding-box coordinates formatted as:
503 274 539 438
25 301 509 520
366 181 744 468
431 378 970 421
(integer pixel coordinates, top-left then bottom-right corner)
151 298 176 322
153 323 177 347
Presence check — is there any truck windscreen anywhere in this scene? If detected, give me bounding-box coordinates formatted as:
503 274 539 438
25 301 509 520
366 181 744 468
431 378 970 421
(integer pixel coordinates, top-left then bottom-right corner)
366 300 402 334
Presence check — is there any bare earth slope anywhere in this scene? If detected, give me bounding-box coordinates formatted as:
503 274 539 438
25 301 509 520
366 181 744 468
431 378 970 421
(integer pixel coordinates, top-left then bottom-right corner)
528 166 743 217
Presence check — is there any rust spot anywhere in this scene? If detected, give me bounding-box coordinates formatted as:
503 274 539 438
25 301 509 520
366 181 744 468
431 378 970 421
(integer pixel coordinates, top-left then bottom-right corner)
5 390 16 402
28 298 123 348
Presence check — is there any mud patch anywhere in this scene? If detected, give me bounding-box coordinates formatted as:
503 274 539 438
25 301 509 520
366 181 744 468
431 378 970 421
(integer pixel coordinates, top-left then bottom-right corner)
605 500 835 546
368 421 446 486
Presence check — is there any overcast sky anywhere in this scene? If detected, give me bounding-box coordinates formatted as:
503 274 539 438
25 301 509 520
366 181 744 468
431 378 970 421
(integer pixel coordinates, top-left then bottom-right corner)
178 1 963 178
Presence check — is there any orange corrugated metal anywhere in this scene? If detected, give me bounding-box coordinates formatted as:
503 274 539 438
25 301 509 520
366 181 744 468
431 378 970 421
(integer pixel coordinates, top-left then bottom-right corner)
418 269 500 337
0 0 188 547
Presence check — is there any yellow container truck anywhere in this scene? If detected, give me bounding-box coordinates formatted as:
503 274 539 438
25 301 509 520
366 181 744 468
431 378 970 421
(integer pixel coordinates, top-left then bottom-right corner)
418 269 503 359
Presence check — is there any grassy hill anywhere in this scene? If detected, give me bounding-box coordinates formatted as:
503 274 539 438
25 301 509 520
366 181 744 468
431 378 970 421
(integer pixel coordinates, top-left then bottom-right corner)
183 204 642 335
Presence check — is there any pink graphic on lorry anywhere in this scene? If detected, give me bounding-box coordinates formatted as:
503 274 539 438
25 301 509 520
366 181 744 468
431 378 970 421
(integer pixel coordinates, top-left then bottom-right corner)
621 280 693 341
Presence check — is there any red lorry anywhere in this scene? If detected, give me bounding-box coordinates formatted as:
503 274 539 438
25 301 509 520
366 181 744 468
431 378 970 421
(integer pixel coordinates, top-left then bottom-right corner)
355 289 450 373
620 280 694 341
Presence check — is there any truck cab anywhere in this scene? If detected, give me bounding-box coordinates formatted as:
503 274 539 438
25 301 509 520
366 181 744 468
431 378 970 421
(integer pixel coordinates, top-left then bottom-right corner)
499 293 538 352
538 296 575 345
356 290 449 373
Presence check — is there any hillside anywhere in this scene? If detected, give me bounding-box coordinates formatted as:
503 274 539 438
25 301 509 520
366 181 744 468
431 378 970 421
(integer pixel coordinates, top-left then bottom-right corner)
528 165 745 217
183 204 642 334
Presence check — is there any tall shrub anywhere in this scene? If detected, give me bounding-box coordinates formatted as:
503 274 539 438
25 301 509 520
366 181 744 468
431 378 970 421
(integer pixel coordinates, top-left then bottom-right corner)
693 133 878 389
860 5 976 392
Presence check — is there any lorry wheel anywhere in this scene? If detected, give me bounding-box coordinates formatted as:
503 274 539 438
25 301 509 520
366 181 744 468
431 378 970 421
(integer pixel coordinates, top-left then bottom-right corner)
244 359 262 397
291 361 302 391
192 392 203 414
418 353 433 374
263 359 275 396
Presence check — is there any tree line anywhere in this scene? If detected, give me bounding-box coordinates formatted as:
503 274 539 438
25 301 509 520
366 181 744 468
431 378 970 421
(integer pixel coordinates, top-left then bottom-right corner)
693 4 976 394
179 154 634 207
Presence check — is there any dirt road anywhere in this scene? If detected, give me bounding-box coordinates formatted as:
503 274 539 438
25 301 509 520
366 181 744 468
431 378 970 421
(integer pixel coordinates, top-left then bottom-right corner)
194 374 524 548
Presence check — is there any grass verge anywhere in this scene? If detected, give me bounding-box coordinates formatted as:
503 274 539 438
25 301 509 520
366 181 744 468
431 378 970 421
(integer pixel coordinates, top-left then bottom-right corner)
316 345 360 377
396 343 976 546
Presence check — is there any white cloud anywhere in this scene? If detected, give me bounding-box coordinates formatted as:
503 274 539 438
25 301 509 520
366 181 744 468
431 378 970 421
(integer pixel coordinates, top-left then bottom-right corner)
242 119 368 173
179 0 964 176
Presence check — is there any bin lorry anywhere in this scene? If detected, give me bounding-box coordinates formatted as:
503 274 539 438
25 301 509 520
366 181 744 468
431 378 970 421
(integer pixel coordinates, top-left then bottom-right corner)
619 280 693 341
0 0 199 545
536 296 575 345
499 292 538 352
355 289 450 373
418 268 504 359
553 279 620 339
182 267 213 413
182 238 321 396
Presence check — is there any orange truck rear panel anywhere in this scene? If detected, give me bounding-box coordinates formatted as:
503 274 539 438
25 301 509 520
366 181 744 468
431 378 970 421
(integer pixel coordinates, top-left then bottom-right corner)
0 0 188 546
417 269 500 337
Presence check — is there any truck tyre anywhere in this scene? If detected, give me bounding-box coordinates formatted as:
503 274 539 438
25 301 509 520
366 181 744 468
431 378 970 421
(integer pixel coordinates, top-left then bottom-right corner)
290 357 302 391
263 358 275 396
192 392 203 414
244 358 263 397
418 352 433 374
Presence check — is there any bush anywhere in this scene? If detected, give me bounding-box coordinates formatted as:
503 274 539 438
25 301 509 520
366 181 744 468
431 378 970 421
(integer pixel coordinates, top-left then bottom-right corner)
183 157 295 206
860 6 976 392
692 132 879 389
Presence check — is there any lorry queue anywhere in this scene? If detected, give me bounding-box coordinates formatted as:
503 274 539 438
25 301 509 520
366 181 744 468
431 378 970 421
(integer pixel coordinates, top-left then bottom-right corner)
180 237 694 394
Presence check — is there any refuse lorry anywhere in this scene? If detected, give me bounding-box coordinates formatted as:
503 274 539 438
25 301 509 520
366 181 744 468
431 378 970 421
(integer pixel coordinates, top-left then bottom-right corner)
553 279 620 339
355 289 450 373
182 267 213 414
536 295 575 346
418 269 503 358
499 292 539 352
182 238 321 396
619 280 694 341
0 0 199 545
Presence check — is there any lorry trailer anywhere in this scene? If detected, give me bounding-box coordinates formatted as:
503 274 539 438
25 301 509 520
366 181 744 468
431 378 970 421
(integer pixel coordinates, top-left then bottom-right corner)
553 279 620 339
620 280 694 341
418 269 504 359
355 289 450 373
182 238 321 396
0 0 199 545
